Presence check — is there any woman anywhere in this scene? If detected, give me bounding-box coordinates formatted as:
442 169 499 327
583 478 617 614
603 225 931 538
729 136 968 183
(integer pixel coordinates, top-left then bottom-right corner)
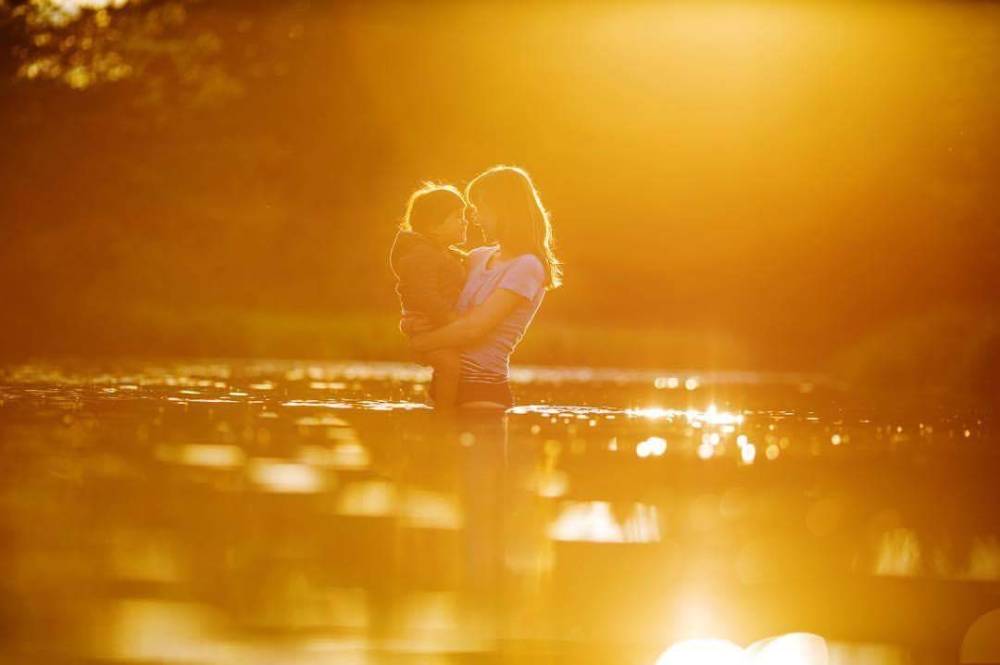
410 165 562 409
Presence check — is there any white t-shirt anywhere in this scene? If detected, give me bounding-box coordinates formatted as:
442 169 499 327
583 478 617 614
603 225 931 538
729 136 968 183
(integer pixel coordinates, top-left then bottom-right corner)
456 245 546 384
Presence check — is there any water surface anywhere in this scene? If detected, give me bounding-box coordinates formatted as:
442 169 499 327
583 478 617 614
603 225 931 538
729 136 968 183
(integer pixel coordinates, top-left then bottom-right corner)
0 361 996 664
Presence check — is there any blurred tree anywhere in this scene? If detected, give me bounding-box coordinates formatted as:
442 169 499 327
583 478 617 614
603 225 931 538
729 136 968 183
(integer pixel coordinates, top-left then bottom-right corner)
0 0 241 107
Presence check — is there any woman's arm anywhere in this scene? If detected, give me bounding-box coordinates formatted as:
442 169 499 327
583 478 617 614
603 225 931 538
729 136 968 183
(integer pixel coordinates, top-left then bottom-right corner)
410 288 526 353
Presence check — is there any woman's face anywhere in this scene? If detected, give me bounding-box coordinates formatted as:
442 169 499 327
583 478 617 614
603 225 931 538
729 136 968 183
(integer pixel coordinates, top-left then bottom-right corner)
432 208 467 246
470 201 498 240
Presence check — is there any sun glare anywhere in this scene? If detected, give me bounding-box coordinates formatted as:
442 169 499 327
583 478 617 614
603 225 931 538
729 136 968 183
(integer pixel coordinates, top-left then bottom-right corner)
656 633 829 665
657 639 746 665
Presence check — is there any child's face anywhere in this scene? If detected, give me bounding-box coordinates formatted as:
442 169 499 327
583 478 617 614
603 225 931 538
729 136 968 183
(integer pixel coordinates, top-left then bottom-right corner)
431 208 467 246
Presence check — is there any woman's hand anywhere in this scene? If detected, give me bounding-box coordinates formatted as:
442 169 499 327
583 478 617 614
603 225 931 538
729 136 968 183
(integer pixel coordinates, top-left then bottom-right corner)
409 332 432 354
399 313 434 337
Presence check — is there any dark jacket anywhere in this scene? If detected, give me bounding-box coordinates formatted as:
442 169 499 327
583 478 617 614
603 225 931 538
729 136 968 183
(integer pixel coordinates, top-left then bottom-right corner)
389 230 466 325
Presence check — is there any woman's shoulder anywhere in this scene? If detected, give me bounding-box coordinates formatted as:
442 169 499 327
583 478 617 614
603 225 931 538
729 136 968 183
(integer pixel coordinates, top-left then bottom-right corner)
507 253 545 277
498 254 546 300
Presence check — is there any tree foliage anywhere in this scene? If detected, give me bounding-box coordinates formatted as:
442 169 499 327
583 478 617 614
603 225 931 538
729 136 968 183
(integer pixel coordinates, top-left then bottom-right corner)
1 0 240 106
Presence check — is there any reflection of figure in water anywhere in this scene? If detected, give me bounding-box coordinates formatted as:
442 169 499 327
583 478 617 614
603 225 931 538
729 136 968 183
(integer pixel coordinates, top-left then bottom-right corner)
387 406 547 647
456 410 509 637
383 409 514 647
390 184 470 408
456 408 553 644
410 166 562 409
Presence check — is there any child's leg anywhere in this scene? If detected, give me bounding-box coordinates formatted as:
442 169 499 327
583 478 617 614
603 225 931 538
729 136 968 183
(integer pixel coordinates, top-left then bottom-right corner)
424 348 461 410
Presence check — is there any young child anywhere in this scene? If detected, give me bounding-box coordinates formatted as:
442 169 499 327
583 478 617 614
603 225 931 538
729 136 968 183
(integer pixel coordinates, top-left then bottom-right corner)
389 183 468 408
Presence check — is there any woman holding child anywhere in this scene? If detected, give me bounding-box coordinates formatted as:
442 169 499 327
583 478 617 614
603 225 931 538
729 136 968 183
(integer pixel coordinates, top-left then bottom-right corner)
390 165 561 410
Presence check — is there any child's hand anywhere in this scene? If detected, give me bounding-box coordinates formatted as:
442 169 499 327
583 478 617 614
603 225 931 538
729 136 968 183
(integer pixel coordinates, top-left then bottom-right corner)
399 314 434 336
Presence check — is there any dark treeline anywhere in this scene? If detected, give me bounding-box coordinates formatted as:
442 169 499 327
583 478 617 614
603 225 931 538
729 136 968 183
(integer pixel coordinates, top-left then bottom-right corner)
1 1 998 391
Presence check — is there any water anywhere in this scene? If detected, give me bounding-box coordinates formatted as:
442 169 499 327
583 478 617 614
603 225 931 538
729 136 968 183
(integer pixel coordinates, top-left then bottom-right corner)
0 360 997 664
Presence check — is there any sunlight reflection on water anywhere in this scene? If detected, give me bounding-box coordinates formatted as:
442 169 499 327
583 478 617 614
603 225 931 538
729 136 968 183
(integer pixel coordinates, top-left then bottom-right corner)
0 361 996 664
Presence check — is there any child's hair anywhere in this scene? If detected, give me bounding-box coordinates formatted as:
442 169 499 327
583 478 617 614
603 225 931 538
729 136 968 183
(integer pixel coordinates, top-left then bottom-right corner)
465 165 562 290
400 183 466 235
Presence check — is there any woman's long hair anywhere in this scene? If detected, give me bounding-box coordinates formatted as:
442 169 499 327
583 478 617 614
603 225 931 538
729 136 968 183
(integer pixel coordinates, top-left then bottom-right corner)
465 165 562 290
